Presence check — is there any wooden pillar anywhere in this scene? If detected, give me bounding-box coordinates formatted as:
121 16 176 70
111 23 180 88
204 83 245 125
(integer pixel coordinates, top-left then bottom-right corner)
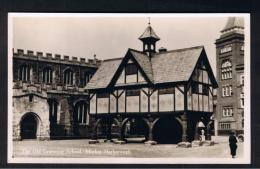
144 116 158 145
89 117 100 144
114 115 126 144
181 115 188 142
105 117 112 142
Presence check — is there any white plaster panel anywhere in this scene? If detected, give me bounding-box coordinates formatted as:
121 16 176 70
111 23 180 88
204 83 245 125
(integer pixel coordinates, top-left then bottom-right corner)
198 69 203 82
138 71 145 82
193 94 199 111
90 94 96 114
188 94 192 110
140 90 148 112
97 98 109 114
209 92 213 112
203 70 209 84
199 94 203 111
203 95 209 112
126 96 139 112
110 94 117 113
118 91 125 113
175 87 184 111
126 74 137 83
159 94 173 112
150 90 158 112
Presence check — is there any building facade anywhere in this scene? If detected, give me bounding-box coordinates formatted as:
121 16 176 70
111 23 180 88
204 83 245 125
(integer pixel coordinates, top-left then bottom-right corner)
215 17 244 135
86 24 218 145
12 49 101 140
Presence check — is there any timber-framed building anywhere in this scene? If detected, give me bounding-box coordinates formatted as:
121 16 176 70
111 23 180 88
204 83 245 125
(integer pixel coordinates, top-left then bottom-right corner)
86 24 218 145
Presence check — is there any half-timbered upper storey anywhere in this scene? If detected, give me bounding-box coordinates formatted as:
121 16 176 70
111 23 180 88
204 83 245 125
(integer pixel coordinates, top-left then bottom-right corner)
86 25 218 115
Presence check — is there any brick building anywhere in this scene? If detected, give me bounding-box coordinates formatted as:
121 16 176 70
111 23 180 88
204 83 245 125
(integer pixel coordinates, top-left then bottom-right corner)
12 49 101 140
215 17 244 135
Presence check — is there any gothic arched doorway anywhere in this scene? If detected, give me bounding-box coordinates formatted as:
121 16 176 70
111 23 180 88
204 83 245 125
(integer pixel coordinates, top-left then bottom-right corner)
20 113 39 139
153 116 183 144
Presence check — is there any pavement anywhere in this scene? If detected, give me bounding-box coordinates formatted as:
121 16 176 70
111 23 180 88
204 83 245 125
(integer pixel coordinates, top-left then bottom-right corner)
12 136 244 158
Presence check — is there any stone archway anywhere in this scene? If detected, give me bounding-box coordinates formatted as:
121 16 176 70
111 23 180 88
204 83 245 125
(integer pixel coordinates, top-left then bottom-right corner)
153 116 183 144
20 112 41 139
121 118 149 142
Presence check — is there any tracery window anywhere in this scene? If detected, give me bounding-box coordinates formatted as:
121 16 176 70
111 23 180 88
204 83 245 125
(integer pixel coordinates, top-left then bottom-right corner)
64 68 74 85
18 65 31 82
74 101 88 124
48 99 58 123
43 67 53 84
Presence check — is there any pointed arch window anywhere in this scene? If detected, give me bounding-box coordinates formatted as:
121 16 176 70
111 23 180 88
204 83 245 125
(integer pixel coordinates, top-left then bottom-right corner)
43 67 53 84
48 99 58 123
74 101 88 125
64 68 74 85
18 65 31 82
221 60 232 80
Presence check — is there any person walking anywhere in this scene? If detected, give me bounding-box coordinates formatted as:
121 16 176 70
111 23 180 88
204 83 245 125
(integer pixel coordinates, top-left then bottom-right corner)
229 131 238 158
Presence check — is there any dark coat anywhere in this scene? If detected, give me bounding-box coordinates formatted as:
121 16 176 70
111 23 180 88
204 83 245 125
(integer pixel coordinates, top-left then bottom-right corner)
229 135 238 156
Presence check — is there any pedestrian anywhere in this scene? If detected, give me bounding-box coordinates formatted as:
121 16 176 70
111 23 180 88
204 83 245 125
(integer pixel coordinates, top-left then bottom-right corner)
229 131 238 158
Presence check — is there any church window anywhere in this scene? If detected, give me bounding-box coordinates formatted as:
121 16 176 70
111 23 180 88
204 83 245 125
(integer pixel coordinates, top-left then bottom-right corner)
64 68 74 85
48 99 58 123
222 85 232 97
43 67 53 84
240 93 244 108
220 123 231 130
18 65 31 82
74 101 88 124
83 72 92 86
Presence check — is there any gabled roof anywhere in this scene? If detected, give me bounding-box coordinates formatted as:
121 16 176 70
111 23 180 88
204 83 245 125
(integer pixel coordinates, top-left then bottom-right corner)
139 25 160 40
129 50 153 82
86 46 217 90
151 46 204 84
86 58 122 89
221 17 244 33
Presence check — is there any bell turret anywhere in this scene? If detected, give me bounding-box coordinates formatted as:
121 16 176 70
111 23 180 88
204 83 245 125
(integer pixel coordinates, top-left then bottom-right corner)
139 22 160 57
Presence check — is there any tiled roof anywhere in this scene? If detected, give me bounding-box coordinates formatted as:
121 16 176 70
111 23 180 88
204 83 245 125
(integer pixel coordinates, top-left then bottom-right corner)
86 58 122 89
221 17 244 33
86 46 206 90
151 46 203 84
139 25 160 40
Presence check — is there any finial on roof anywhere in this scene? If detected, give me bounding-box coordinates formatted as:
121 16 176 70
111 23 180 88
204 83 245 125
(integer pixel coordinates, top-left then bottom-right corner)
148 17 151 25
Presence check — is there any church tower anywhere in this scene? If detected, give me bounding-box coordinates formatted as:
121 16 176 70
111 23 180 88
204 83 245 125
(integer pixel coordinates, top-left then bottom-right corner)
139 22 160 57
215 17 244 135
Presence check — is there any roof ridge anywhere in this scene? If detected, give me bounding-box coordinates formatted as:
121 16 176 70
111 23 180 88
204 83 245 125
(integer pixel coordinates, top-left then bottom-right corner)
153 45 204 55
104 57 123 62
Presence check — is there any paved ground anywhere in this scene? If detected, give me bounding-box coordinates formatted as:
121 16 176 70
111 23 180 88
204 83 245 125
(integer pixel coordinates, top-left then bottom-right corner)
12 136 244 158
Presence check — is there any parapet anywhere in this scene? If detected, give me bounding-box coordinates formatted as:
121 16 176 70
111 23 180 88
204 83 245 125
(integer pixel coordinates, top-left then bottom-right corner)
13 48 102 67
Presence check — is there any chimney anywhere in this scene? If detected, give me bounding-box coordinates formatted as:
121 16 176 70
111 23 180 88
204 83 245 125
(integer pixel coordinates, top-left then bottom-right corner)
158 47 167 53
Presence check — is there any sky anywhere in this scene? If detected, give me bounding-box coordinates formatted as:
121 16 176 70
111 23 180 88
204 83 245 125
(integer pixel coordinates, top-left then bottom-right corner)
12 14 231 75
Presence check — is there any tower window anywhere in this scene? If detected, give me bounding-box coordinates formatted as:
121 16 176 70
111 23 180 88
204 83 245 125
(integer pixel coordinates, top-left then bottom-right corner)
18 65 31 82
222 106 233 117
64 68 74 85
43 67 53 84
222 85 232 97
220 45 232 54
221 60 232 80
